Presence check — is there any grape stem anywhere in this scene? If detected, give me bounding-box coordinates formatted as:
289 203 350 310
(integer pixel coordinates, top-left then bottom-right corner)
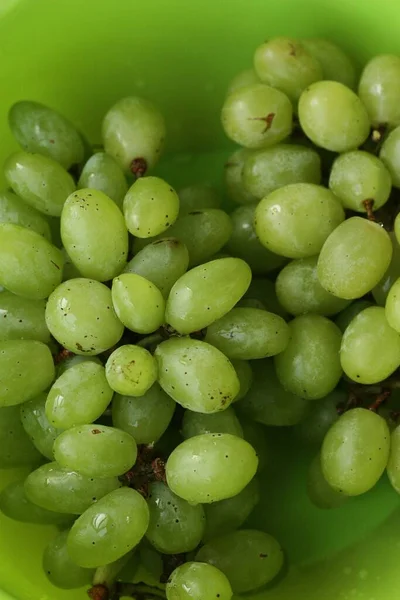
54 347 74 364
362 199 376 222
368 389 392 412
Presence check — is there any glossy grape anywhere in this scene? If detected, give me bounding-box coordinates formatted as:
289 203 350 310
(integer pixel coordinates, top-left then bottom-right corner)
0 189 51 239
105 345 158 396
182 406 243 439
307 454 348 509
78 152 128 208
224 148 258 205
43 530 94 589
302 38 356 88
358 54 400 128
20 393 62 459
380 126 400 188
166 562 233 600
0 291 49 343
0 480 70 525
0 405 42 467
111 273 165 334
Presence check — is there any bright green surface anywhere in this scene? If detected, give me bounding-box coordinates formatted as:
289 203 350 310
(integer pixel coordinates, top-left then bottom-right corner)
2 0 400 598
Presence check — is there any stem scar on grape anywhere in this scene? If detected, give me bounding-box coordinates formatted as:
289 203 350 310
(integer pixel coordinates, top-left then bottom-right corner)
248 112 275 133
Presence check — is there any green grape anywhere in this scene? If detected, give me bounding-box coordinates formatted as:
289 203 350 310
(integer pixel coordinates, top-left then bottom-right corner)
205 307 289 360
224 148 258 205
43 530 94 589
61 189 128 281
317 217 393 299
61 247 82 281
307 454 348 510
0 406 42 467
135 544 161 583
178 183 221 214
124 238 189 298
124 176 179 238
105 345 157 396
358 54 400 128
0 189 51 239
20 393 62 460
54 424 137 477
227 68 260 95
9 100 85 170
46 361 113 429
321 408 390 496
254 37 322 103
240 418 269 472
0 223 63 299
0 480 70 525
25 461 120 514
385 277 400 333
202 478 260 542
387 425 400 494
111 273 165 334
166 433 258 503
340 306 400 383
112 383 175 444
226 204 287 274
166 258 251 334
56 354 102 377
67 487 149 568
182 406 243 439
242 144 321 200
196 529 283 593
294 388 345 445
146 482 205 554
329 151 392 212
45 278 124 355
237 359 308 425
231 360 253 402
4 151 75 216
78 152 128 208
102 96 166 175
335 300 374 333
255 183 344 259
0 290 49 343
276 256 351 316
0 339 55 407
221 83 293 148
166 562 233 600
301 38 356 88
155 338 240 413
298 81 370 152
241 277 288 318
274 314 342 400
380 126 400 187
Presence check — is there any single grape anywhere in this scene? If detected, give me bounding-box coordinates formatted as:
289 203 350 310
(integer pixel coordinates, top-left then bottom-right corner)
166 562 233 600
0 405 42 467
224 148 258 205
78 152 128 208
335 300 374 332
56 354 102 377
182 406 243 439
43 530 94 589
227 68 260 95
358 54 400 128
380 126 400 188
0 290 49 343
294 388 345 446
105 345 157 396
307 454 348 510
20 393 62 459
386 277 400 333
387 424 400 494
111 273 165 334
240 418 269 472
0 189 51 239
178 184 221 214
231 360 253 402
301 38 356 88
0 480 70 525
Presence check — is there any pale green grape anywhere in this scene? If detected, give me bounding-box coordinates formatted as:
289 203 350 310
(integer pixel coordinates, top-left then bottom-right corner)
166 258 251 334
178 184 221 215
124 176 179 238
224 148 258 205
205 307 289 360
242 144 321 200
231 360 253 402
124 238 189 298
254 37 322 103
0 481 70 525
298 81 370 152
111 273 165 334
335 300 374 332
274 315 342 400
155 338 240 413
105 345 157 396
302 38 356 88
203 478 260 542
387 425 400 494
61 247 82 281
67 487 149 567
20 393 62 459
307 454 348 509
0 223 63 299
43 530 94 589
9 100 85 169
0 340 55 407
0 406 42 467
54 424 137 477
329 151 392 212
102 96 166 175
112 383 175 444
340 306 400 383
0 189 51 239
56 354 102 377
61 189 128 281
78 152 128 208
237 359 308 425
4 151 75 216
317 217 393 299
276 256 351 316
358 54 400 128
221 83 293 148
182 406 243 439
226 204 287 274
240 277 288 318
166 562 233 600
380 126 400 187
386 277 400 333
294 389 344 445
166 433 258 503
45 279 124 355
240 418 269 472
25 462 120 514
254 183 344 258
0 291 50 343
146 482 205 554
46 361 114 429
227 68 260 95
321 408 390 496
196 529 283 593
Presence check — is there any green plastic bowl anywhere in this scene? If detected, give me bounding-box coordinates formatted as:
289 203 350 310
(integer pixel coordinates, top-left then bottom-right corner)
1 0 400 598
